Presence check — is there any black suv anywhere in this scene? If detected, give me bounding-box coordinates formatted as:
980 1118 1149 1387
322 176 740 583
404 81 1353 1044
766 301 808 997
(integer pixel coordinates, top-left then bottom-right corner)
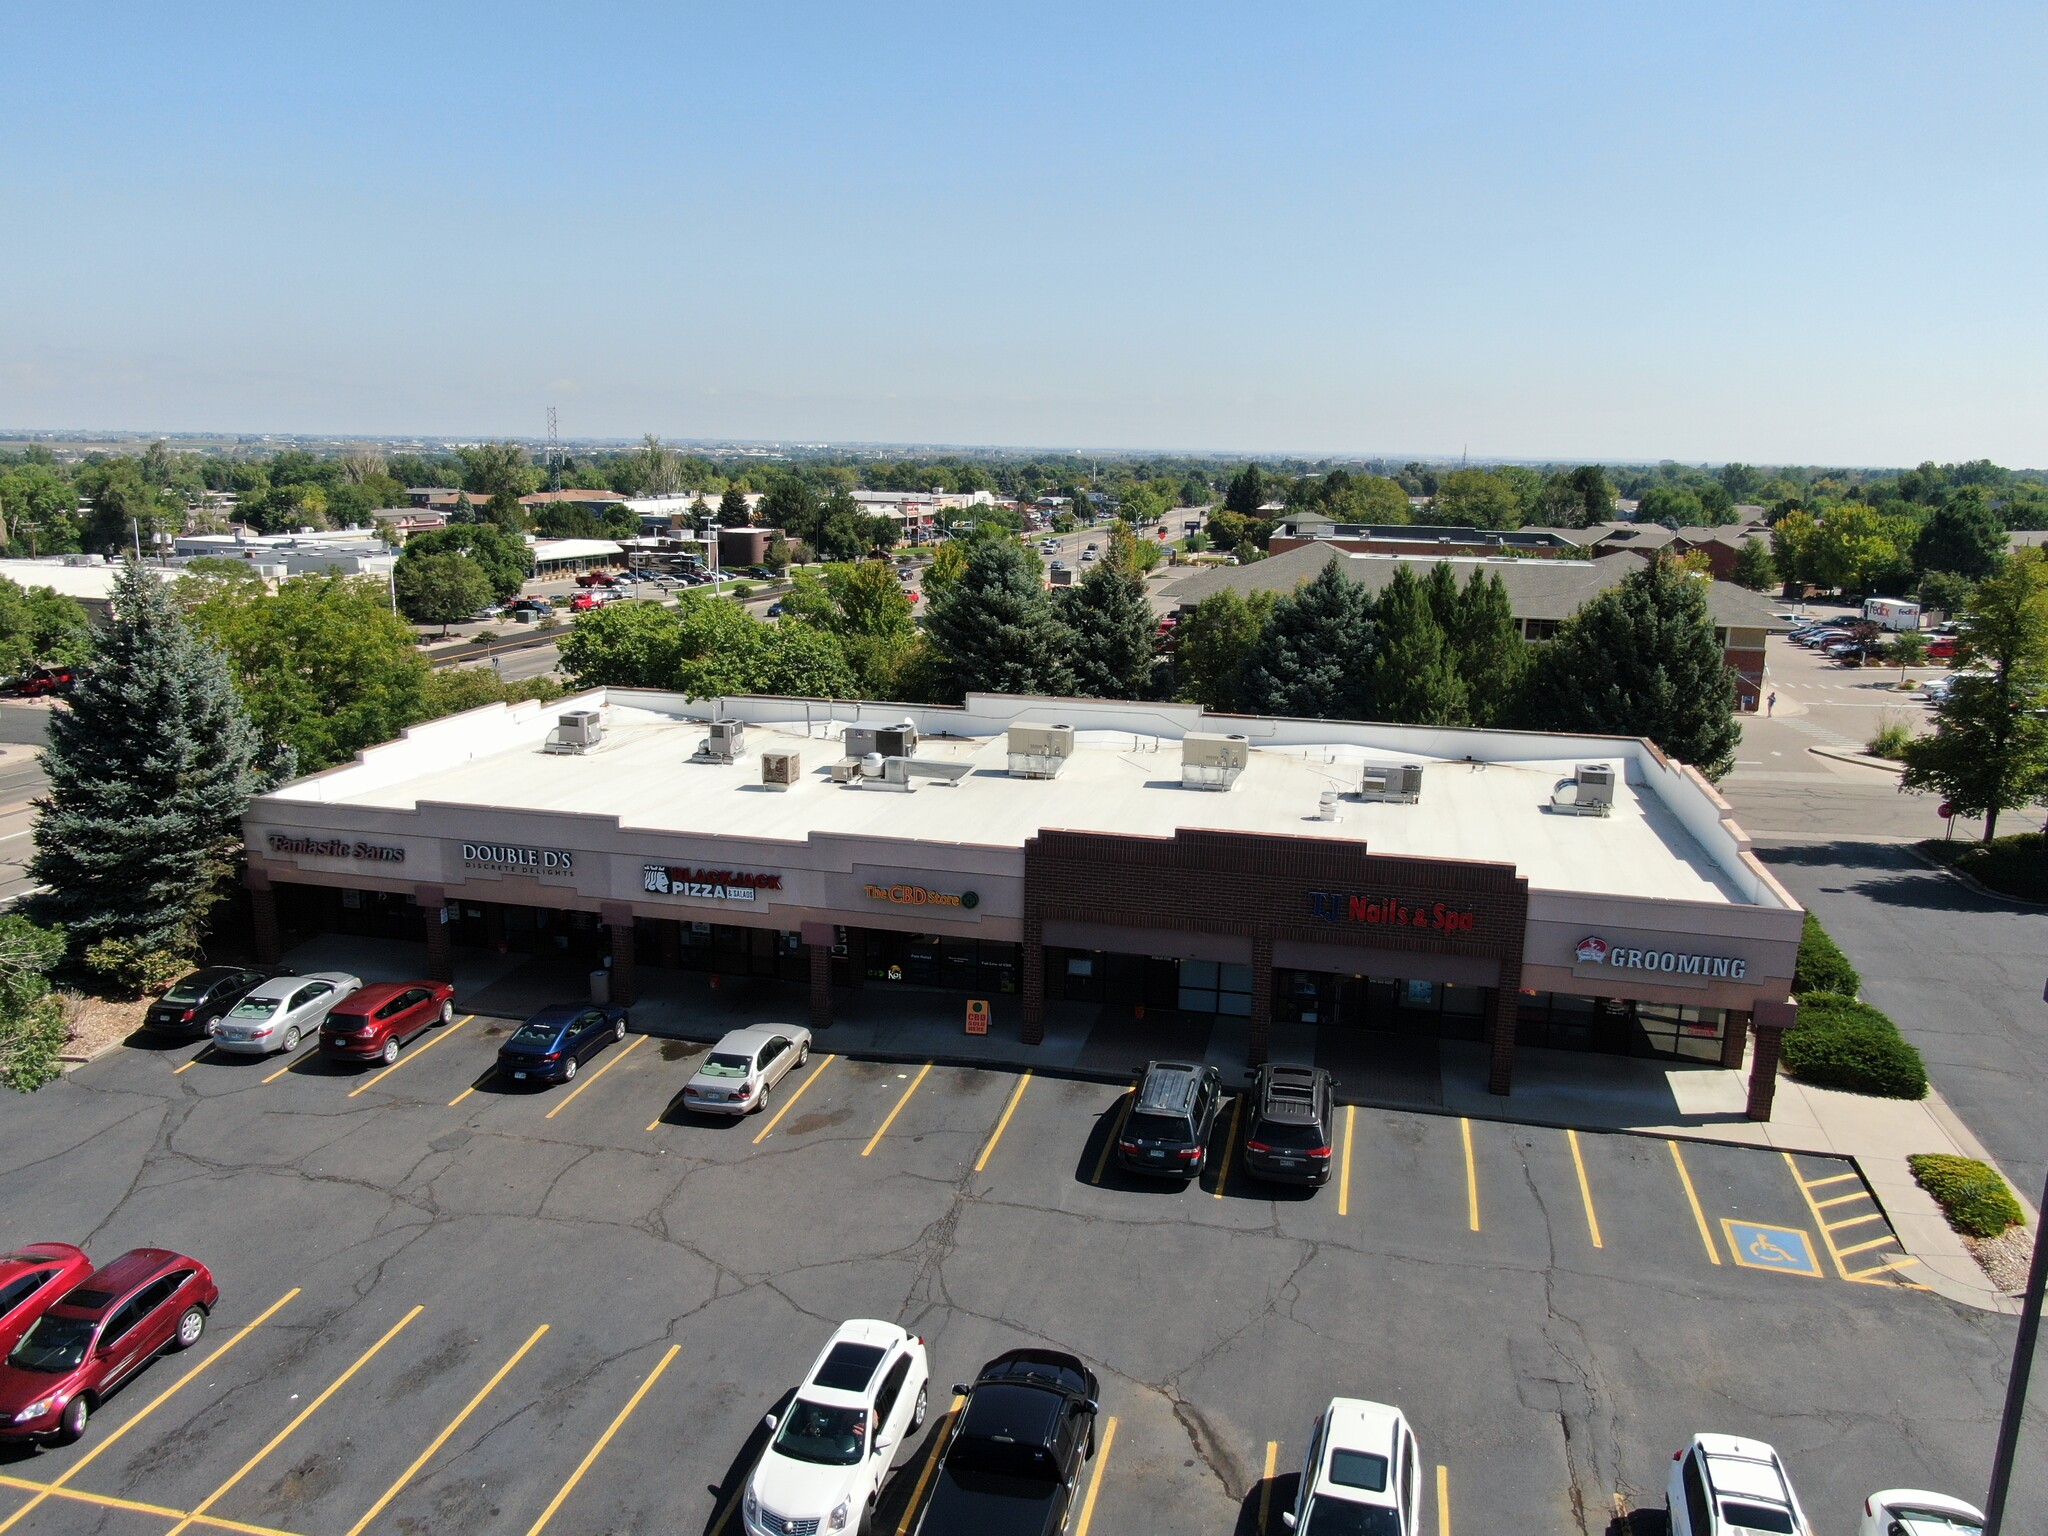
143 967 272 1039
1240 1063 1337 1186
1115 1061 1223 1179
913 1350 1099 1536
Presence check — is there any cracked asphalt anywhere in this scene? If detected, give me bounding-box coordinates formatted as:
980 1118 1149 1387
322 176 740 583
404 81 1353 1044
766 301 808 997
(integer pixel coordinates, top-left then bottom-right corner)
1 1020 2038 1536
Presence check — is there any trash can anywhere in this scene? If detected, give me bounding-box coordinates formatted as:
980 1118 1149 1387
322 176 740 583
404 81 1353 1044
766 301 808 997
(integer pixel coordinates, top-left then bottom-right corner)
589 969 610 1005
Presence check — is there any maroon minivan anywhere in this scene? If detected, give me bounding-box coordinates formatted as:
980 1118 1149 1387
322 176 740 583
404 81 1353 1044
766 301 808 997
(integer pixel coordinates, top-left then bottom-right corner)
320 980 456 1066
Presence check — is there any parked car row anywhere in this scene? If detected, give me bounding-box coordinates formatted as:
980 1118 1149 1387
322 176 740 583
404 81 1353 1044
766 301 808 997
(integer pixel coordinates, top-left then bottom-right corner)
1115 1059 1338 1188
4 665 81 698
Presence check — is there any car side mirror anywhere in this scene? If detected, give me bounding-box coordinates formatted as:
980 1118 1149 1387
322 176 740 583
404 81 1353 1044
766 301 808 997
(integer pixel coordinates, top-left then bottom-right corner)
762 1413 778 1431
873 1436 892 1456
952 1384 970 1398
1084 1399 1100 1415
1281 1514 1297 1530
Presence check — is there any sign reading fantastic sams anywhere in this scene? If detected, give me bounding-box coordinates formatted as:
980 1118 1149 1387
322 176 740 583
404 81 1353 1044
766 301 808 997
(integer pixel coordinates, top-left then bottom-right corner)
644 865 782 902
462 842 575 875
1309 890 1476 934
1573 935 1747 980
268 834 405 864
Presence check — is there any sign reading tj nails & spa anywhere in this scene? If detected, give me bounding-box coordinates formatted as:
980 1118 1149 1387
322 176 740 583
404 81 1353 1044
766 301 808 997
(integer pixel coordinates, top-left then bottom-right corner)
1309 890 1476 934
462 842 575 876
644 865 782 902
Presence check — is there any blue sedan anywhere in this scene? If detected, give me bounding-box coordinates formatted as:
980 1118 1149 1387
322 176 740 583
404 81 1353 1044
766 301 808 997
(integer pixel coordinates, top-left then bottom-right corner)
495 1003 630 1085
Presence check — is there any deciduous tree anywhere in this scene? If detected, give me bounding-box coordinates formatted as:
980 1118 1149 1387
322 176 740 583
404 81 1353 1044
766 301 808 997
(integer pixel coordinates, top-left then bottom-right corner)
1171 589 1274 712
395 552 493 635
1913 491 2006 581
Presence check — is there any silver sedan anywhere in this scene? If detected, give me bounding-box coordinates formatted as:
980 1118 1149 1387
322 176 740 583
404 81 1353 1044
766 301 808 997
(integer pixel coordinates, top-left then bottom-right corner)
681 1025 812 1116
210 972 363 1056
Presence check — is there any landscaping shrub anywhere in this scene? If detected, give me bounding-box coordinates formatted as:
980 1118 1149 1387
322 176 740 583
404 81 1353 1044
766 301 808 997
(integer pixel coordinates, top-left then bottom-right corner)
1781 993 1927 1099
1918 832 2048 903
1908 1153 2024 1237
1866 720 1913 759
82 938 189 1001
1792 911 1861 998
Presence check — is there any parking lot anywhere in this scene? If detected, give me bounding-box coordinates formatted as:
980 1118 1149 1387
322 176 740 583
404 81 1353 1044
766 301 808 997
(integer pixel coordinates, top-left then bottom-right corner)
3 1015 2034 1535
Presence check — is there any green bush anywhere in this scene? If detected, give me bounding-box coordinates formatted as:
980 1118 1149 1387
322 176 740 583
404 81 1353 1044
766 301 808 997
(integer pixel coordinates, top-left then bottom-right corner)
1918 832 2048 903
83 938 189 1001
1866 720 1913 760
1781 993 1927 1099
1792 911 1861 998
1909 1153 2024 1237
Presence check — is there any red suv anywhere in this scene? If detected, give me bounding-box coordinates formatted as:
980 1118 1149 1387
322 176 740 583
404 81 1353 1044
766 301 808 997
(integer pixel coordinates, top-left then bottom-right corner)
320 980 456 1065
0 1248 218 1444
0 1245 94 1359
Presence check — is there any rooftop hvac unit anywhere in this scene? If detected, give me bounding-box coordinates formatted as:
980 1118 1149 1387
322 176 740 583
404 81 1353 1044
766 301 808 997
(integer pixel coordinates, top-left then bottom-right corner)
693 719 745 763
844 722 918 760
1315 790 1341 822
1181 732 1249 792
1550 761 1617 817
841 752 971 792
542 709 604 754
761 751 800 792
1007 721 1075 779
1359 763 1424 804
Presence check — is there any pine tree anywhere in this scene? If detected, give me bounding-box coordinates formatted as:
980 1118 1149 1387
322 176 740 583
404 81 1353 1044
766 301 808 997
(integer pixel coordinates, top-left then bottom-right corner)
1236 559 1375 720
718 485 753 528
1225 462 1266 516
1524 555 1741 779
29 564 271 959
1371 567 1467 724
923 538 1076 700
1422 561 1462 634
1452 568 1531 725
1730 537 1777 591
1059 560 1157 700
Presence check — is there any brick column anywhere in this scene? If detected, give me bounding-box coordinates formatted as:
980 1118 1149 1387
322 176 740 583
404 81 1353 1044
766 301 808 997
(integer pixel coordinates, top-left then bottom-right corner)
601 902 637 1007
658 919 684 970
1746 999 1797 1121
416 885 451 984
1020 912 1046 1045
1720 1008 1752 1071
1484 944 1525 1096
249 885 281 968
808 944 832 1031
1247 924 1274 1067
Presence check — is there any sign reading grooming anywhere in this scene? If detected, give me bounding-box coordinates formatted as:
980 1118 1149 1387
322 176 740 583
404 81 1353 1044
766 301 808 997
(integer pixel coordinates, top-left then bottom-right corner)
268 834 405 864
1309 890 1476 934
463 842 574 875
1573 935 1747 980
644 865 782 902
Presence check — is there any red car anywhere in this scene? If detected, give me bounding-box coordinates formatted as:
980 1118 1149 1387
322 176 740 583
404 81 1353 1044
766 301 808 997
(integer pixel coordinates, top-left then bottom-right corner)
574 571 619 587
1925 636 1958 660
569 591 614 612
0 1245 94 1360
12 667 77 698
0 1248 218 1444
320 980 456 1065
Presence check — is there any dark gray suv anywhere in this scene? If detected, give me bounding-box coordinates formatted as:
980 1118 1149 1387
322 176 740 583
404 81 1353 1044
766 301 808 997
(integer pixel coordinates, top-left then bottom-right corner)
1115 1061 1223 1180
1240 1063 1337 1186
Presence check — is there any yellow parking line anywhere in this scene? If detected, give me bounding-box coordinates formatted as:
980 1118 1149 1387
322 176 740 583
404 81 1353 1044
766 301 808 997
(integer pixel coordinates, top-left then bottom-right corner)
0 1287 299 1536
1212 1094 1243 1199
1091 1092 1132 1185
544 1033 645 1120
1566 1130 1603 1248
1837 1234 1900 1258
1813 1191 1868 1209
864 1063 933 1156
173 1048 214 1075
1256 1440 1278 1533
521 1344 680 1536
975 1072 1032 1172
166 1305 423 1536
1667 1141 1721 1265
1072 1415 1117 1536
1460 1119 1480 1232
894 1393 966 1535
451 1085 478 1107
1437 1463 1452 1536
0 1475 302 1536
348 1015 473 1098
1337 1105 1356 1217
1825 1212 1886 1232
753 1054 836 1144
341 1323 548 1536
1804 1171 1860 1190
261 1042 325 1084
1849 1255 1922 1278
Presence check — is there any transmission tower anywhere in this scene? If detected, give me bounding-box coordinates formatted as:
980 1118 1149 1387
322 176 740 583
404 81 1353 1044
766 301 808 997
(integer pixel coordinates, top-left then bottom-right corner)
547 406 561 491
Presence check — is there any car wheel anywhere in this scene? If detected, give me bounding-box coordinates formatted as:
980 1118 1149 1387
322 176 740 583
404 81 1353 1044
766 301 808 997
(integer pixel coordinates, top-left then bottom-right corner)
614 1018 626 1042
55 1395 89 1444
798 1042 809 1066
754 1080 770 1113
282 1025 301 1053
381 1037 400 1066
910 1384 927 1431
562 1057 577 1082
438 1001 454 1025
171 1305 206 1351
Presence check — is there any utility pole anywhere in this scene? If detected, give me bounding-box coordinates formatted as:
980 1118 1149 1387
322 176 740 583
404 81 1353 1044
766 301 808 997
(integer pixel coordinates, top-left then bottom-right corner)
547 406 561 493
131 517 143 565
1983 977 2048 1533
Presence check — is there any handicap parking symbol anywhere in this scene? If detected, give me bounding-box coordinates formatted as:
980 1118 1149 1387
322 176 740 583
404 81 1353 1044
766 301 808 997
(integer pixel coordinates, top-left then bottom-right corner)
1721 1219 1822 1278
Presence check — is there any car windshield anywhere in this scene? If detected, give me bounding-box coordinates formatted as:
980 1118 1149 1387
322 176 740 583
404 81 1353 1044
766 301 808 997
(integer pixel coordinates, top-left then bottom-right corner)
511 1022 565 1047
772 1399 867 1466
9 1314 96 1372
1126 1112 1192 1141
1253 1119 1327 1150
1719 1502 1796 1534
700 1053 752 1078
1303 1494 1404 1536
1893 1512 1982 1536
227 998 278 1021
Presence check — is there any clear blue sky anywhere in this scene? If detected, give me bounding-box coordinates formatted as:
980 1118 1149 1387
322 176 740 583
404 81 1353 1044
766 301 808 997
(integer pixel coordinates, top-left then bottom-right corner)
4 2 2043 465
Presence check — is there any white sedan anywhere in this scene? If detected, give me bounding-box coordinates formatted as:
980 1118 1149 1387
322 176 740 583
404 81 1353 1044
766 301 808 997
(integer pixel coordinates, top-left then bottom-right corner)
1668 1434 1812 1536
1860 1490 1983 1536
1282 1398 1423 1535
681 1025 811 1116
744 1319 929 1536
210 972 362 1056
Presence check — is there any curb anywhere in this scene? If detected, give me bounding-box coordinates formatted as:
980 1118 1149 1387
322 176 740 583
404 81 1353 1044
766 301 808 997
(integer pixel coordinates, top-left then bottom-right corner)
60 1034 131 1071
1804 745 1905 774
1904 844 2048 909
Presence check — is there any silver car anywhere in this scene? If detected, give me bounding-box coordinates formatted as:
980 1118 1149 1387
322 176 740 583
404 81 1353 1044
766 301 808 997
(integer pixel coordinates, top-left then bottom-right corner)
210 972 363 1056
682 1025 812 1116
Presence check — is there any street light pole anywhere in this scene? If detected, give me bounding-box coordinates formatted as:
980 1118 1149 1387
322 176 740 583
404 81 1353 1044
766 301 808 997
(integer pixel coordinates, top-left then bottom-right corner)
1983 976 2048 1534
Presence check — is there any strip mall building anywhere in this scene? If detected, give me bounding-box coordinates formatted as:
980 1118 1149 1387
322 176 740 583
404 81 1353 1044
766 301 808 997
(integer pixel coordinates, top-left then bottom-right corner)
241 692 1807 1116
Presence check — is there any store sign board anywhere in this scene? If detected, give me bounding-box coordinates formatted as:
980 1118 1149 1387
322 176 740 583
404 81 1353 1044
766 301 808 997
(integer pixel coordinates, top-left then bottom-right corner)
644 865 782 902
268 834 405 864
463 842 574 876
865 882 979 910
1309 890 1475 935
1570 934 1747 984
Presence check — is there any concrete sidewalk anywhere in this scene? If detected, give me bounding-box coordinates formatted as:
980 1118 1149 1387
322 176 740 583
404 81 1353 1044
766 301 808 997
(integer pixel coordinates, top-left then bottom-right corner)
285 932 2028 1315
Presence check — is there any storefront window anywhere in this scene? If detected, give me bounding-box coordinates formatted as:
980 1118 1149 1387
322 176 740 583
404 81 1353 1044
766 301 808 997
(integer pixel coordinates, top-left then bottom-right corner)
1177 960 1254 1017
1633 1002 1727 1062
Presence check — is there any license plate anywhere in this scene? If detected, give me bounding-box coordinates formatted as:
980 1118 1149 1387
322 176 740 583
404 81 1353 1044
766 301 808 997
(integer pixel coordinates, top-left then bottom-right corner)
1148 1150 1164 1159
513 1071 527 1080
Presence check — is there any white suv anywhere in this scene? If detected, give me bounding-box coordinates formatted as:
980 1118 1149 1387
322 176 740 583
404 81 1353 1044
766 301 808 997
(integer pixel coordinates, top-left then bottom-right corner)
745 1320 930 1536
1281 1398 1422 1535
1668 1434 1812 1536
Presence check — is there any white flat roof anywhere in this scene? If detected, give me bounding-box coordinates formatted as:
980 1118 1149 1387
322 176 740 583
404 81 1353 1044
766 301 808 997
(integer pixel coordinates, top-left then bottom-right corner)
0 559 172 600
270 692 1776 907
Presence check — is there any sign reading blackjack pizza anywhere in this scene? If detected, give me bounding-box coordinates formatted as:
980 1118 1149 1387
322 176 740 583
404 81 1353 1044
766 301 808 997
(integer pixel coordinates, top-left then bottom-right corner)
643 865 783 902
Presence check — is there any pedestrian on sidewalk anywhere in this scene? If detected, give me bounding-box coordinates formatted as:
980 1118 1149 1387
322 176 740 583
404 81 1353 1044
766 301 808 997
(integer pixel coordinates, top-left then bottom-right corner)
1767 690 1777 716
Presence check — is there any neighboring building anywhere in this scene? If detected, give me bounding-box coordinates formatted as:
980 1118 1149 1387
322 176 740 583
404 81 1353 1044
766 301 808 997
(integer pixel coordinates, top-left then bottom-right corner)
717 527 780 567
405 487 466 510
0 557 174 621
1555 521 1682 556
1669 522 1774 582
369 511 448 543
1271 521 1584 558
1156 544 1789 712
240 690 1805 1116
527 538 623 578
521 489 629 514
172 530 396 578
2009 530 2048 552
